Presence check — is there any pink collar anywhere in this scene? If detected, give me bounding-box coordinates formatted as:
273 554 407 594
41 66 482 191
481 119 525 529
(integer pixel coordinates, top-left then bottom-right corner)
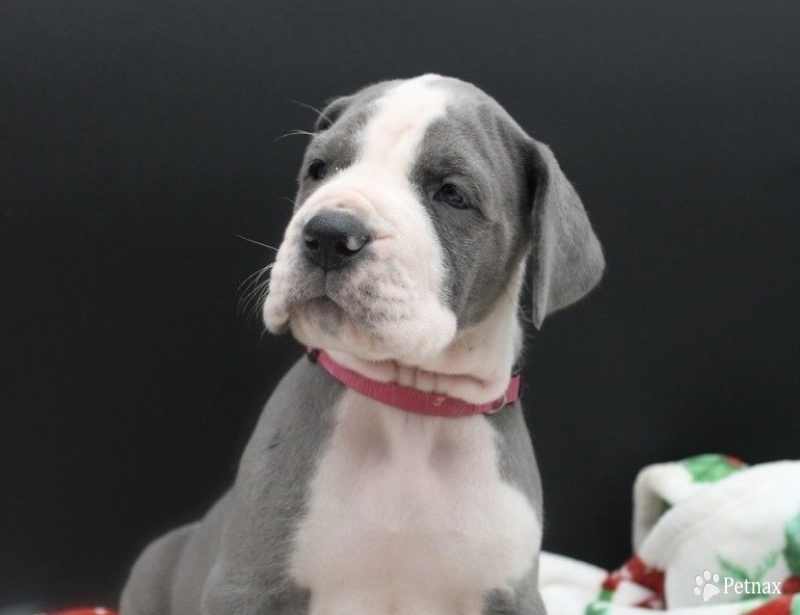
307 348 521 418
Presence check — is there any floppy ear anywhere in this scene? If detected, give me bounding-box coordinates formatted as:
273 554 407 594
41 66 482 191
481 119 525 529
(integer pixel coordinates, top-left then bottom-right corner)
314 95 354 133
528 139 605 328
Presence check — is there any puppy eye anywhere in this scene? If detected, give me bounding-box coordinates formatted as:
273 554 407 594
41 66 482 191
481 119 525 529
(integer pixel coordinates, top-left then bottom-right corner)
308 158 327 181
433 183 468 209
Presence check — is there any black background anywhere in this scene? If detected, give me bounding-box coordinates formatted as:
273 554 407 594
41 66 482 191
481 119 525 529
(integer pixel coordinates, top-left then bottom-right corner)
2 0 799 608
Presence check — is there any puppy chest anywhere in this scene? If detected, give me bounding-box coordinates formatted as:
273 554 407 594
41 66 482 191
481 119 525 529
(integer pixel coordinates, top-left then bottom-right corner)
289 395 541 615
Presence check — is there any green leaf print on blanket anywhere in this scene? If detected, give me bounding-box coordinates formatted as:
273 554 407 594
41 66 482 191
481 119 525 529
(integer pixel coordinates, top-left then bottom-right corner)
784 511 800 576
717 551 780 600
585 602 610 615
711 512 800 603
684 454 746 483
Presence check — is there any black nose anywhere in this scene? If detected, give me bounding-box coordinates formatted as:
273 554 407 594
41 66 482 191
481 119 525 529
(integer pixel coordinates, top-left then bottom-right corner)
302 210 371 271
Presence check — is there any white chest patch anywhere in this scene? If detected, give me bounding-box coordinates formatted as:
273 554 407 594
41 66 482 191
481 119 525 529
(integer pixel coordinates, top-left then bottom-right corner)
289 391 541 615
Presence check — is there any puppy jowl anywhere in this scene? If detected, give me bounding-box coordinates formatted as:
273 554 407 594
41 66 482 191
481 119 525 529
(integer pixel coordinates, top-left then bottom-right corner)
122 75 604 615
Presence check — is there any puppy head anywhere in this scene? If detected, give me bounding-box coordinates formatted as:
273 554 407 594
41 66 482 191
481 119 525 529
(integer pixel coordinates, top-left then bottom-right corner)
263 75 604 365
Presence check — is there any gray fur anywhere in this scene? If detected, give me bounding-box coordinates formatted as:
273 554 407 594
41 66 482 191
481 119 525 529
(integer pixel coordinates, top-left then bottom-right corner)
122 358 343 614
402 76 604 329
297 82 395 209
482 404 547 614
410 80 533 326
528 141 605 328
121 75 603 615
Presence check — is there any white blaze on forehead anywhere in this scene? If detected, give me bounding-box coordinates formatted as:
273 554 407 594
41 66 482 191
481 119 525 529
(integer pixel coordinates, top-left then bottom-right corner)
359 76 449 174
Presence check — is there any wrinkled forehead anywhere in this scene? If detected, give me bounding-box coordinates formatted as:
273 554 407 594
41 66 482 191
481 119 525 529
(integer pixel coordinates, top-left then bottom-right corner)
324 76 525 182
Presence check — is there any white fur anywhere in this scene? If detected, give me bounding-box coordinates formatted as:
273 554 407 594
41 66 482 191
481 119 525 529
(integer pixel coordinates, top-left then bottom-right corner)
290 391 541 615
263 76 458 365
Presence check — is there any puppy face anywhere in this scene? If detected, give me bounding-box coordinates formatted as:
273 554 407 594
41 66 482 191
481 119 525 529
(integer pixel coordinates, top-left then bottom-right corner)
262 76 535 365
263 75 605 365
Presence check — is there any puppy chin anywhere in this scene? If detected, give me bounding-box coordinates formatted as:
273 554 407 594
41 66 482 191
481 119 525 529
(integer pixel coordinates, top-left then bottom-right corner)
288 300 458 366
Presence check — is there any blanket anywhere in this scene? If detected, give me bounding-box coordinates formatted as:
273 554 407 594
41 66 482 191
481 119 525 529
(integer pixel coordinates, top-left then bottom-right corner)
540 454 800 615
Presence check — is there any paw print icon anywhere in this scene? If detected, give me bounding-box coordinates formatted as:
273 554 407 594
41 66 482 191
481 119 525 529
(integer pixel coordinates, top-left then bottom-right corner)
694 570 721 602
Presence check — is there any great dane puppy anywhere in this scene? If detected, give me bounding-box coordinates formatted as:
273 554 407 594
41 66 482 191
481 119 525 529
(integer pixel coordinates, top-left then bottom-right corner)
121 74 604 615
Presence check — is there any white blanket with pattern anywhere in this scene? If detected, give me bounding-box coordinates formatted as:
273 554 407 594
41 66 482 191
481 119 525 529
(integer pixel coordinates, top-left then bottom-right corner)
539 455 800 615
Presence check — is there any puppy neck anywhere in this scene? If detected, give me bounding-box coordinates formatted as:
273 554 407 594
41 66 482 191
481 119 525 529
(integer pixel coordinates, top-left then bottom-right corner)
326 264 526 405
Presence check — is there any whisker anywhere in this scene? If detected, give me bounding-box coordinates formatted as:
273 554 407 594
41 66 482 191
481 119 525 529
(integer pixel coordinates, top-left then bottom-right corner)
238 263 274 292
244 281 271 319
291 100 333 127
274 129 329 144
238 279 266 314
235 234 279 252
237 263 276 325
239 263 273 296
